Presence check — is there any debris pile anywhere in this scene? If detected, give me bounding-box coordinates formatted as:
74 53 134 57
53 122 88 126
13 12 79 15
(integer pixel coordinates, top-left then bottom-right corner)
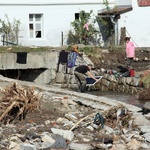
0 84 149 149
0 82 40 124
103 105 132 128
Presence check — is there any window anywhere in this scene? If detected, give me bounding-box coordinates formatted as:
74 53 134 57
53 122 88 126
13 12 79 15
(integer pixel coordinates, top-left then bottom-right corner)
29 14 43 38
75 13 79 20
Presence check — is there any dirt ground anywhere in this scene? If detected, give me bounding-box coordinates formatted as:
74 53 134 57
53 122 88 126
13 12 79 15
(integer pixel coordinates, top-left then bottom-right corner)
88 48 150 72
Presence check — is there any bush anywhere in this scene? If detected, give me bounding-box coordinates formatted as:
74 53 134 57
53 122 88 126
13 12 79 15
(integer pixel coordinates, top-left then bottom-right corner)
140 71 150 88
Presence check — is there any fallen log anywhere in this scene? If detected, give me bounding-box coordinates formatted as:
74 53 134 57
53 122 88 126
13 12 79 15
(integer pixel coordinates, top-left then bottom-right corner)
0 101 17 122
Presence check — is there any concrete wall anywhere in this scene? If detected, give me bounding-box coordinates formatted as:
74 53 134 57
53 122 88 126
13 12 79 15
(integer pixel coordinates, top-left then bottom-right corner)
0 51 58 84
0 51 58 69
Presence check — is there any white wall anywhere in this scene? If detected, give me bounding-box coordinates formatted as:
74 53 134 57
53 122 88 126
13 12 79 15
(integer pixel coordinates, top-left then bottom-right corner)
118 0 150 47
116 0 132 6
0 0 135 47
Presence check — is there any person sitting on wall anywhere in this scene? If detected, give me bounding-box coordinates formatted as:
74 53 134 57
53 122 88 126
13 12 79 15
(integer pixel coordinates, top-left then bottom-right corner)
74 64 99 92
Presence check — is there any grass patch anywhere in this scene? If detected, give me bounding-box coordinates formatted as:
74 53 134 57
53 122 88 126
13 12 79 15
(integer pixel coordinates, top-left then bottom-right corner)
140 72 150 88
0 46 52 53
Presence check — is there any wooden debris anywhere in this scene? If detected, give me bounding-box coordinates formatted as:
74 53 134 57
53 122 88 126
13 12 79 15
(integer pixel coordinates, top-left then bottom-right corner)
103 105 132 128
70 113 94 131
0 82 41 124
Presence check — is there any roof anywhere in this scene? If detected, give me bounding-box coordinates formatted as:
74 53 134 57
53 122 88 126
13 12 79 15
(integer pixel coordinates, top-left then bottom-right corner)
138 0 150 7
98 6 133 16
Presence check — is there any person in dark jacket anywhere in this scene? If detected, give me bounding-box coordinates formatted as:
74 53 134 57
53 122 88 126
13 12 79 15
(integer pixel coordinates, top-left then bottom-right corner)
74 64 99 92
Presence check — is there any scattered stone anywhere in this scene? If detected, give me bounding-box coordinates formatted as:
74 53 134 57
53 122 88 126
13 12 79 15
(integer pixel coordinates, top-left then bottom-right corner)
69 142 93 150
51 128 74 141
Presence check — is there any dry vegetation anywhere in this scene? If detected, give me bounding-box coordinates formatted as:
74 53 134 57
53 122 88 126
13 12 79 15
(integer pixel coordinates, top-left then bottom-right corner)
0 82 41 124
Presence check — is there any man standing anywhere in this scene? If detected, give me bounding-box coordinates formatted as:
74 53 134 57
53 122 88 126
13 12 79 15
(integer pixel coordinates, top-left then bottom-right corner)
74 64 99 92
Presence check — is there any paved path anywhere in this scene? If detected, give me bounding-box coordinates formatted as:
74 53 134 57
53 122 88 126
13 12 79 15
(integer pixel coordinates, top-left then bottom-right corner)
0 75 141 113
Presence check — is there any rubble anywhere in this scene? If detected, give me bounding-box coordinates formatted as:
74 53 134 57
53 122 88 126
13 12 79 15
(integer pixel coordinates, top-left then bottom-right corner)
0 82 150 149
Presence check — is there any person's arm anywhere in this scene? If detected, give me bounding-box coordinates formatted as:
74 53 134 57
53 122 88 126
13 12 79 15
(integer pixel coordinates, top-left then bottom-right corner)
86 71 99 82
126 44 129 57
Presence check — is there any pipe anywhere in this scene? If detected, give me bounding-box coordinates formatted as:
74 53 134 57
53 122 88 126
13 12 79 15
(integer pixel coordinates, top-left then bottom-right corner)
61 31 63 46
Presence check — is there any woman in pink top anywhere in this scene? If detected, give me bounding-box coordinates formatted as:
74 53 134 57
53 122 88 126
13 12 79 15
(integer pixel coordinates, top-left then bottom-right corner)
125 37 135 66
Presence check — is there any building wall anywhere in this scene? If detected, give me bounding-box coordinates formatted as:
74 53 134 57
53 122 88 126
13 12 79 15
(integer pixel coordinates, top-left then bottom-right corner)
118 0 150 47
0 0 116 47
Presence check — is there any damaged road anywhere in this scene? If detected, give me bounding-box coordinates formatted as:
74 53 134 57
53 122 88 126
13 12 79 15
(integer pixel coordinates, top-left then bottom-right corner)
0 76 150 150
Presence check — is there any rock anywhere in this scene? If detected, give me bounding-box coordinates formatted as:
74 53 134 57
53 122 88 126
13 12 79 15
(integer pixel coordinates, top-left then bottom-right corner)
143 102 150 111
56 117 69 124
141 143 150 149
65 113 78 122
36 142 54 150
55 72 65 83
143 133 150 142
132 113 150 126
41 133 55 143
132 77 140 86
9 141 20 150
69 142 93 150
82 136 93 142
101 78 110 87
113 143 127 150
45 120 51 125
92 143 112 149
126 138 141 150
140 126 150 133
20 143 36 150
108 75 117 82
86 125 94 131
126 77 133 85
51 128 74 141
104 126 114 134
144 113 150 120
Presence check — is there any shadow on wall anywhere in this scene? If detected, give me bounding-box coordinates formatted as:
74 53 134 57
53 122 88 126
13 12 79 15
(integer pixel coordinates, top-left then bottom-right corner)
97 17 114 48
0 68 47 82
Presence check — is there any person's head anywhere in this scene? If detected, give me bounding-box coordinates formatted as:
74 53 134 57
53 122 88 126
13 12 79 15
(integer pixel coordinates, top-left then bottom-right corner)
72 45 79 53
125 37 130 43
87 64 93 70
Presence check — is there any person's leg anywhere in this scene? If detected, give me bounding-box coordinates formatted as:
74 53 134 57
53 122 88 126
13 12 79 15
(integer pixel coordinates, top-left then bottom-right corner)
126 57 133 67
74 73 82 91
74 71 87 92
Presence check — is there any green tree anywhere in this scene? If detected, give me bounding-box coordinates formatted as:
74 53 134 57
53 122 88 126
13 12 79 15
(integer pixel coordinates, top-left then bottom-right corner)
0 14 20 45
68 10 99 45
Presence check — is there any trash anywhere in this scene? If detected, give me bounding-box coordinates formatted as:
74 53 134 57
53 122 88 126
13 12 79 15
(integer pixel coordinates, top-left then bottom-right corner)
93 112 104 129
117 107 128 118
129 69 135 77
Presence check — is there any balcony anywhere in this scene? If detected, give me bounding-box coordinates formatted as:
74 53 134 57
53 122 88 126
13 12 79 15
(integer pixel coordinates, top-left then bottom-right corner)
98 0 132 16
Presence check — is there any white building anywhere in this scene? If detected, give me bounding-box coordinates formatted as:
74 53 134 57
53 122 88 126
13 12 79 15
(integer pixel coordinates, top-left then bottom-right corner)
0 0 111 47
118 0 150 47
1 0 148 48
